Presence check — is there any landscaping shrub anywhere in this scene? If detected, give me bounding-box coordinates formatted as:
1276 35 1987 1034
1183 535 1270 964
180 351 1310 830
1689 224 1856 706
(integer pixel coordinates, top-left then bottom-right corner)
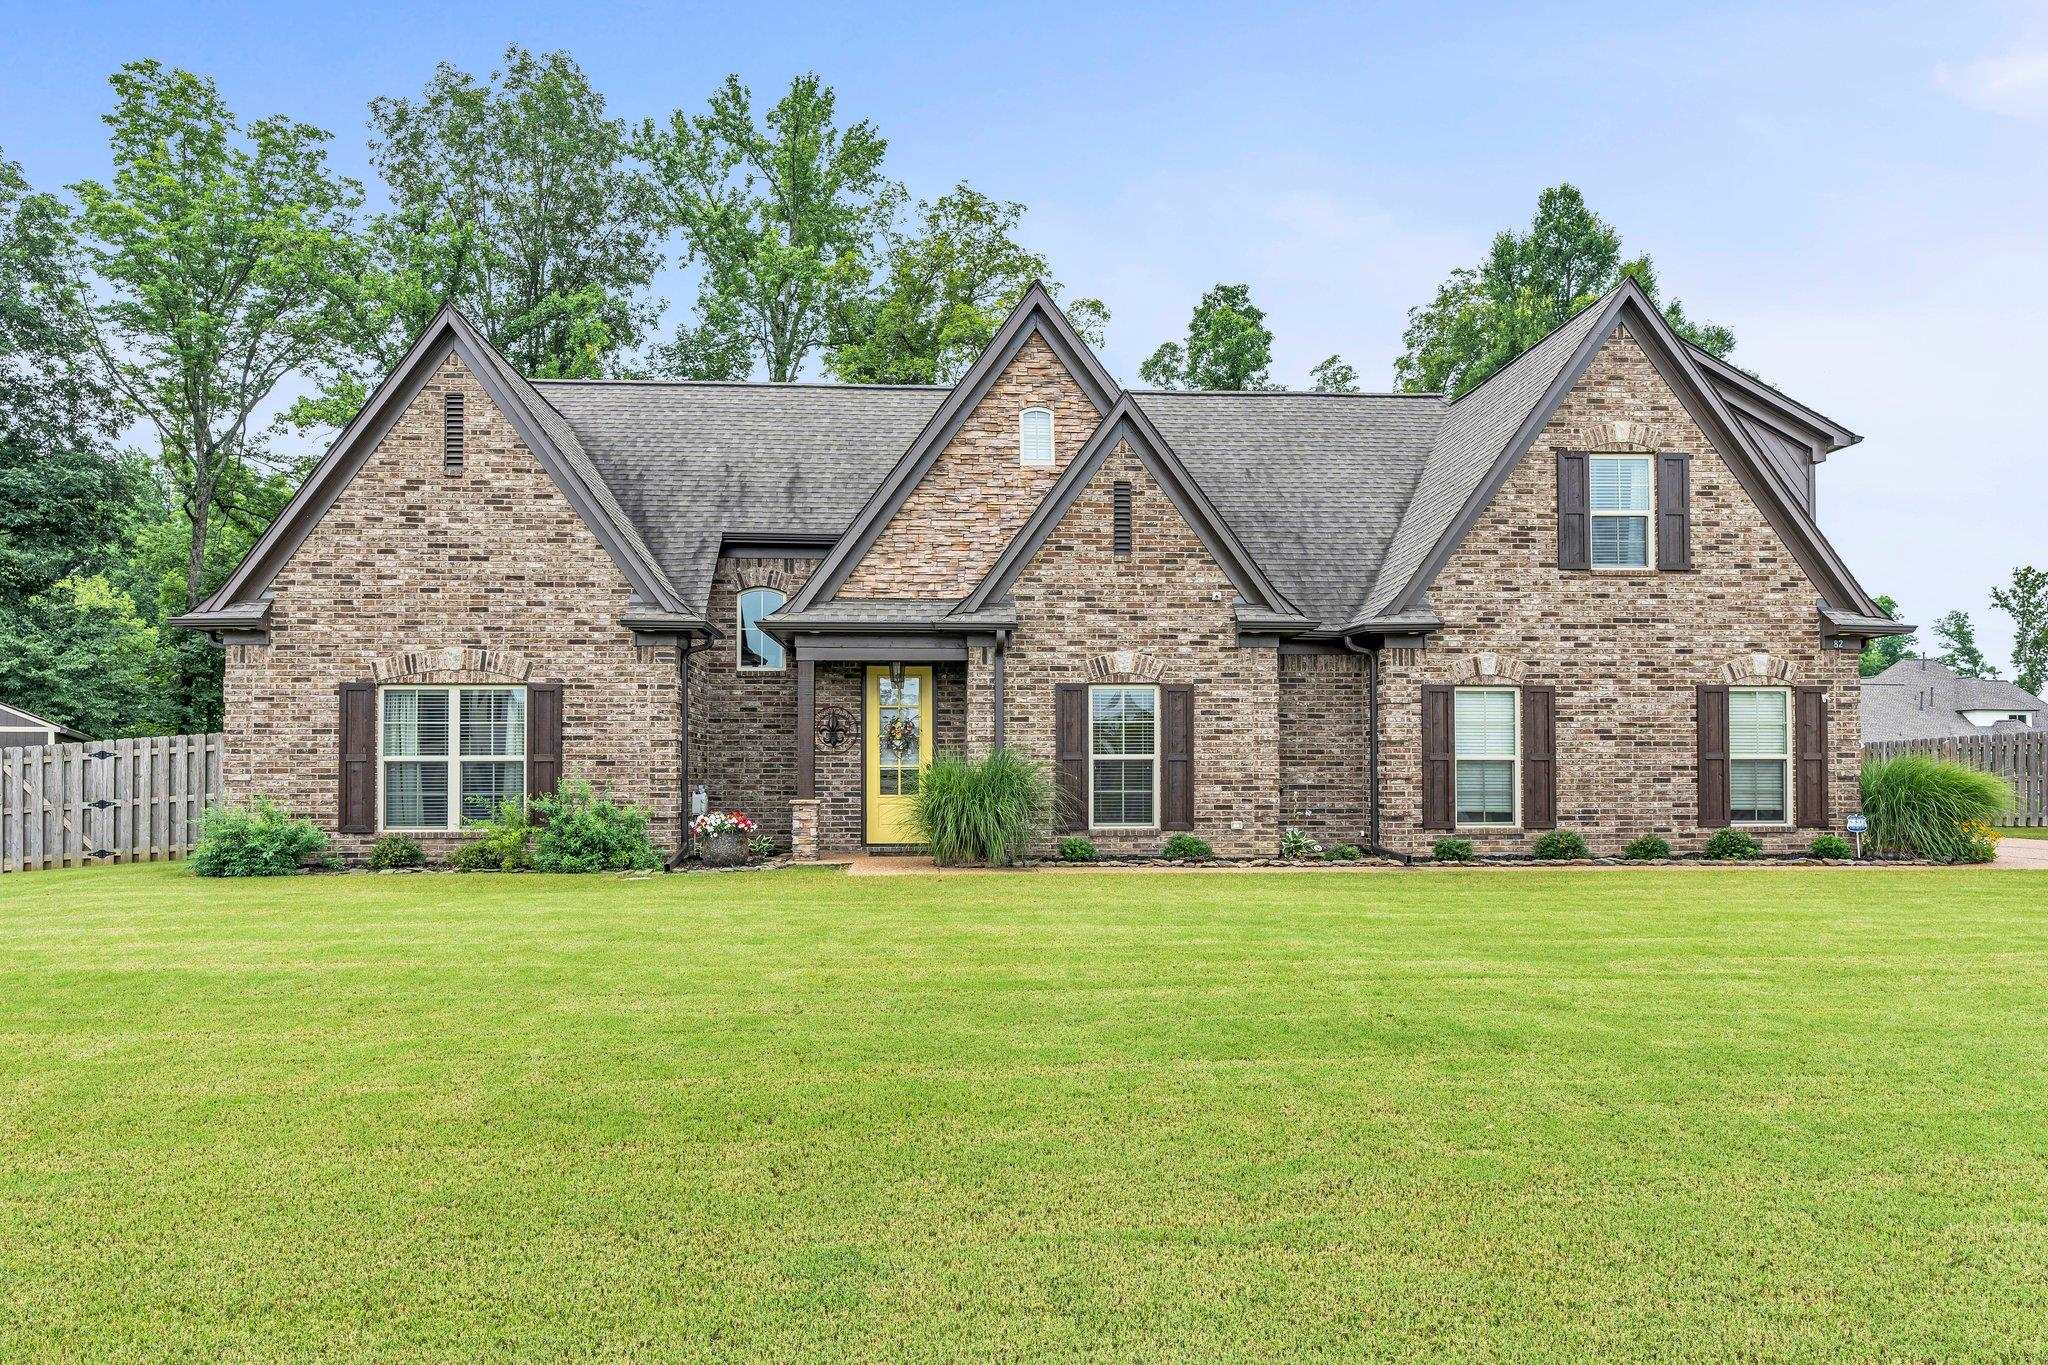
911 750 1053 866
1324 844 1362 862
1622 835 1671 862
1057 836 1098 863
529 782 662 872
367 835 426 870
1279 827 1323 859
1958 821 2000 864
1703 829 1762 861
189 800 333 877
1809 834 1854 861
1161 833 1213 861
1431 837 1475 863
1861 755 2013 863
747 835 780 859
1532 830 1589 860
451 800 534 872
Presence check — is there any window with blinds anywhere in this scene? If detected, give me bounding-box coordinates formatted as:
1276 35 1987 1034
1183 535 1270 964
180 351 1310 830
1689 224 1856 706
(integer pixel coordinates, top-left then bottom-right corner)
1019 407 1054 468
1729 688 1790 823
443 391 466 474
1112 481 1132 556
382 685 525 830
1454 688 1519 825
1090 685 1158 827
1589 455 1651 568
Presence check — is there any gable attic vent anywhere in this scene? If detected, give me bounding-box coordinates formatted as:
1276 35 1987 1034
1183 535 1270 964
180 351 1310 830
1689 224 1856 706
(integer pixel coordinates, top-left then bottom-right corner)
442 390 466 474
1112 481 1133 556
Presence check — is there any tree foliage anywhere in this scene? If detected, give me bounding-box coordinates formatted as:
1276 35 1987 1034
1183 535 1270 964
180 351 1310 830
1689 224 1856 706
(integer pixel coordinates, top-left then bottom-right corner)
1931 610 1999 680
1308 354 1361 392
826 183 1107 384
1859 595 1915 678
640 73 895 382
1992 566 2048 696
1141 283 1276 391
0 575 159 739
1396 184 1734 397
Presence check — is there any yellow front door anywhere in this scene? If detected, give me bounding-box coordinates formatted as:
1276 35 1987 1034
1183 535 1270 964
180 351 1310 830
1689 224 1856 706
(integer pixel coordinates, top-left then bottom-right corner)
865 665 934 844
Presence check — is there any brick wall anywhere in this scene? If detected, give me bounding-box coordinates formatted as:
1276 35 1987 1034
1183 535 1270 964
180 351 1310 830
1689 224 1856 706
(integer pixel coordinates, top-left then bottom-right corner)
1377 324 1862 857
839 334 1101 598
1004 441 1280 857
687 555 817 843
1279 651 1371 847
809 661 966 854
224 352 682 860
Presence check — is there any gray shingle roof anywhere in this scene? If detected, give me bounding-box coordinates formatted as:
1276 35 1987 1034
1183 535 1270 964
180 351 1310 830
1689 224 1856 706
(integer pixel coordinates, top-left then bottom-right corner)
1355 295 1615 622
534 379 946 607
1863 658 2045 741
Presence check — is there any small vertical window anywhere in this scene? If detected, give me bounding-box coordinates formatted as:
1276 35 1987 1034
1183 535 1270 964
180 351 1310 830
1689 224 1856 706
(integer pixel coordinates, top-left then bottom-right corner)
738 588 787 671
1090 685 1158 828
1019 407 1054 468
1454 688 1519 826
1589 455 1651 568
1112 481 1132 556
1729 688 1790 823
443 391 466 474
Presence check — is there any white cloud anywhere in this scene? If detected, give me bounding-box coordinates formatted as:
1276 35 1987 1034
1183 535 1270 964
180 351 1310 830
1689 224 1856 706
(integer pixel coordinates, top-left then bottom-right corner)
1934 47 2048 118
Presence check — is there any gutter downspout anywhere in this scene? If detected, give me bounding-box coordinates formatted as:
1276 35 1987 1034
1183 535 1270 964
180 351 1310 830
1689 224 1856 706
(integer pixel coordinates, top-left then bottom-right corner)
1343 635 1401 861
674 634 710 867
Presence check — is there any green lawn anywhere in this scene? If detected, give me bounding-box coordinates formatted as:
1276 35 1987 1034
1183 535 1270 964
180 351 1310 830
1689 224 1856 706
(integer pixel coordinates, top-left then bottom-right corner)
2001 825 2048 839
4 864 2047 1360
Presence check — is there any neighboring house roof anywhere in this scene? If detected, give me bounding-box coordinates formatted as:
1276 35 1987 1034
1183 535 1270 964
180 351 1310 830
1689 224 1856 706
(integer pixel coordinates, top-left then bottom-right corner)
1862 658 2046 741
0 702 86 742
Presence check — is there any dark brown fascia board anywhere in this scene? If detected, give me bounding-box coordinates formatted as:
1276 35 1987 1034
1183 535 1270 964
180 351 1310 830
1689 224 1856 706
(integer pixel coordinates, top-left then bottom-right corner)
1689 344 1860 450
956 396 1299 620
1820 605 1915 638
1720 388 1836 466
189 307 692 632
759 607 1018 643
1386 281 1882 623
790 634 972 663
786 283 1120 613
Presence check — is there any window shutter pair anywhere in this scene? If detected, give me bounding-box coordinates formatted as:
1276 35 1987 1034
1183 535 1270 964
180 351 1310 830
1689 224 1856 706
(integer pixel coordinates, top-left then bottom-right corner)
1420 685 1556 832
1052 683 1195 834
1696 685 1828 827
336 680 563 831
1556 450 1691 570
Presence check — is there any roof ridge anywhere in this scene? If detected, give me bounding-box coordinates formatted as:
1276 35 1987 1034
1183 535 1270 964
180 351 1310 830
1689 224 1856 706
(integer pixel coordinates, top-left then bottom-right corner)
1132 388 1443 399
534 376 950 392
1443 285 1620 409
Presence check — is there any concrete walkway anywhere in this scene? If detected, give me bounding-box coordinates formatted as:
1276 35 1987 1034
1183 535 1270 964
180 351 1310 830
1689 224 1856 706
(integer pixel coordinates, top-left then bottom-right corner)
1996 835 2048 870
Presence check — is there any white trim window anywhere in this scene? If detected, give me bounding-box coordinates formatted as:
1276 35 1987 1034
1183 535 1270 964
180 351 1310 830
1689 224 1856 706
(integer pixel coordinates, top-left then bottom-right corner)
1589 454 1653 569
738 587 787 671
1089 684 1158 828
1454 687 1519 827
1019 406 1054 469
380 686 526 831
1729 687 1791 825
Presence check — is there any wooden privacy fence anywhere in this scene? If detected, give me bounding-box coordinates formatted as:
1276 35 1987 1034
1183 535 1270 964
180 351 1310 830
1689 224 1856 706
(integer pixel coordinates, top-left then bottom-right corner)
1 733 224 872
1865 732 2047 828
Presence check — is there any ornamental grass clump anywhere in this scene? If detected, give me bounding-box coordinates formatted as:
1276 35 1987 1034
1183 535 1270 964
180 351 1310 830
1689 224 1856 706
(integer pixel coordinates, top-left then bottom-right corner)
911 750 1052 866
1861 756 2012 863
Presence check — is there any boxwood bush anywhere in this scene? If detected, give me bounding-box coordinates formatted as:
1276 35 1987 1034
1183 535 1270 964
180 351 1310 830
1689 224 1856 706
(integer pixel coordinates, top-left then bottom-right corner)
1861 755 2012 863
912 750 1053 866
1161 833 1213 861
1431 836 1475 863
1809 834 1854 861
368 835 426 870
1703 829 1762 861
1531 830 1589 860
1621 834 1671 861
1324 844 1361 862
189 800 333 877
1057 836 1098 863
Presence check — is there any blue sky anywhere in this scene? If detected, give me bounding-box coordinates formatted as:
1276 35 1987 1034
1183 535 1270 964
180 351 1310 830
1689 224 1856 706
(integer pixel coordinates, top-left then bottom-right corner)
3 0 2044 666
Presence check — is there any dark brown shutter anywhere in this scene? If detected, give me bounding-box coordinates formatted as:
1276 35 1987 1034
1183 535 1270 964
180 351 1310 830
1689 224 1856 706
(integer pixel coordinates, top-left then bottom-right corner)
1656 452 1692 571
1557 451 1590 571
1054 684 1087 834
527 682 563 799
1697 685 1730 828
1162 684 1194 831
1521 684 1557 831
1422 684 1455 831
1795 686 1828 828
338 682 375 834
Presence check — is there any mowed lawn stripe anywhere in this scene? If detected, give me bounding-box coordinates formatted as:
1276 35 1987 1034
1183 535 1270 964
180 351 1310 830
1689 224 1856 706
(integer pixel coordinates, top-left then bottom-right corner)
2 864 2045 1360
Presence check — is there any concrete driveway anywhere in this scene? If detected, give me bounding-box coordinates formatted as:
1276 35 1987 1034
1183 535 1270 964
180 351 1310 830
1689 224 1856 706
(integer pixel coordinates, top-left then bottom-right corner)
1996 835 2048 869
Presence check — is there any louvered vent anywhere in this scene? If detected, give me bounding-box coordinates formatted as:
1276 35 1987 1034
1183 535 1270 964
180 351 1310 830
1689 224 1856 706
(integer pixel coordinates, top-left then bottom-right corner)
1112 481 1132 556
443 391 466 474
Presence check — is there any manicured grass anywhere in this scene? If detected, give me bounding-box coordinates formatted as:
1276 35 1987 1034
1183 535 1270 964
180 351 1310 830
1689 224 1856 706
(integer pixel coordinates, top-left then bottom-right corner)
4 863 2047 1360
2000 825 2048 839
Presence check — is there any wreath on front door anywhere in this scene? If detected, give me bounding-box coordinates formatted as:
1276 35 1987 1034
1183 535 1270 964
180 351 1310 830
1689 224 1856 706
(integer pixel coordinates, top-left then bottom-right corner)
883 714 919 754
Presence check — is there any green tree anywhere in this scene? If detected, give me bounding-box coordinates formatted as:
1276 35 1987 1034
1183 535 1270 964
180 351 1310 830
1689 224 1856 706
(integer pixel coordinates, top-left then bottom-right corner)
1397 184 1735 397
57 61 361 616
1141 283 1276 391
826 183 1107 385
1931 609 1999 680
1992 566 2048 695
1859 595 1915 678
641 73 896 382
0 576 159 738
1308 354 1361 392
313 44 664 406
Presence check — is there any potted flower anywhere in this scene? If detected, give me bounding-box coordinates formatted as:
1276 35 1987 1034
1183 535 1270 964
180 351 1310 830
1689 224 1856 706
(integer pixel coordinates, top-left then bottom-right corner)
692 810 757 867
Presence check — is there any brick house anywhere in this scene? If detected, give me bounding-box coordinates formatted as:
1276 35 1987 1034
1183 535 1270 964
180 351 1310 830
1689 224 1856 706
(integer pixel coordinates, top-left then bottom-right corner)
174 280 1906 861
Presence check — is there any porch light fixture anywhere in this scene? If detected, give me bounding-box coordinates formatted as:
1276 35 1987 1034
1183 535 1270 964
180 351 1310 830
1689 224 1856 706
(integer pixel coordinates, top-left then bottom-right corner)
889 661 905 689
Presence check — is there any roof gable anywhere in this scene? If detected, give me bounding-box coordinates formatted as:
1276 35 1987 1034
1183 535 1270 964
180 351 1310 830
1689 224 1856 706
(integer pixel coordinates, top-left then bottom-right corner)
179 309 696 633
959 394 1301 621
1351 280 1883 631
787 284 1119 612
